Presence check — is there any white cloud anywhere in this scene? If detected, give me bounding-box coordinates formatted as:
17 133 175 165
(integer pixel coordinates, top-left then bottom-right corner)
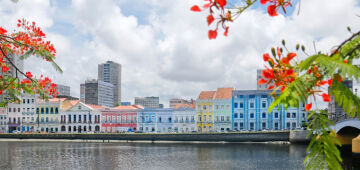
0 0 359 108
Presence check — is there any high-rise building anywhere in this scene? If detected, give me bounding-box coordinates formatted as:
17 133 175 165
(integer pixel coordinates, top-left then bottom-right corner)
0 55 23 102
56 84 70 96
134 96 159 109
328 79 354 120
85 79 114 107
98 61 121 106
80 83 85 102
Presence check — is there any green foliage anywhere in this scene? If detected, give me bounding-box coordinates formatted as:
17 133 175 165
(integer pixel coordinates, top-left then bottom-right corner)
330 81 360 117
305 111 342 170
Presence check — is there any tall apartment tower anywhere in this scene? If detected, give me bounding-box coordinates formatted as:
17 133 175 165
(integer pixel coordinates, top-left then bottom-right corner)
80 83 85 102
134 96 160 109
84 79 114 107
98 61 121 106
0 55 23 102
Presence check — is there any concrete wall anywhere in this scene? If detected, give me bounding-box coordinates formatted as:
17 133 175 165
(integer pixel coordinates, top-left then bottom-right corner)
0 131 290 142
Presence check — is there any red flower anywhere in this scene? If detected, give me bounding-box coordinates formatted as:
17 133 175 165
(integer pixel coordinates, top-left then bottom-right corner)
263 53 270 62
267 5 278 17
216 0 227 9
321 93 331 102
208 30 217 39
25 72 33 78
262 69 274 79
190 5 202 12
2 66 9 73
344 60 348 64
328 79 333 86
258 78 267 85
276 47 281 57
268 85 274 90
207 15 215 26
260 0 270 5
281 86 286 92
224 27 229 36
286 69 294 76
338 76 343 82
305 103 312 111
320 80 327 85
0 90 3 95
287 53 297 61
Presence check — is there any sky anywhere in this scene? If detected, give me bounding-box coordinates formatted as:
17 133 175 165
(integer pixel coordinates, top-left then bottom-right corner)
0 0 359 108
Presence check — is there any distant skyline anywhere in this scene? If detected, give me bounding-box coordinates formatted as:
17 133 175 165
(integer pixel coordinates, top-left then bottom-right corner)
0 0 359 107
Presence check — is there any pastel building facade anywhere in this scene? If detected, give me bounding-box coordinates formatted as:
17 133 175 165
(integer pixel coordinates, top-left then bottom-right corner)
173 108 196 133
213 88 233 132
0 108 8 133
232 90 307 131
60 102 102 133
21 93 36 132
36 98 62 132
101 105 141 133
7 103 22 132
137 109 156 132
196 91 215 132
155 108 174 133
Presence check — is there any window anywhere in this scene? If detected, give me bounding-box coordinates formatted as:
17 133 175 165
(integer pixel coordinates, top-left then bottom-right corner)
239 102 244 108
221 116 224 121
74 115 77 122
158 117 162 123
250 113 254 118
41 108 44 114
286 112 290 118
8 108 11 112
234 103 238 108
55 108 59 114
23 99 25 104
32 99 34 103
292 122 296 129
262 101 266 108
275 112 279 118
50 108 54 114
262 122 266 129
286 122 290 129
250 102 254 108
250 122 254 130
79 115 82 122
203 105 207 110
45 108 49 114
215 105 219 110
240 123 244 129
18 108 21 112
234 122 238 127
221 105 224 109
262 112 266 118
234 113 238 118
240 113 244 118
275 123 279 130
216 116 219 122
209 105 212 110
198 115 201 122
46 117 49 123
27 99 30 104
203 115 206 122
292 112 296 118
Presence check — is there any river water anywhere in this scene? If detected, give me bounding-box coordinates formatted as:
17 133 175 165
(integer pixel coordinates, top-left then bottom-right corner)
0 141 357 170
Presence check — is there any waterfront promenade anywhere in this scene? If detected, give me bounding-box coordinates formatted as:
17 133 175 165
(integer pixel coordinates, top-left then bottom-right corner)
0 131 310 143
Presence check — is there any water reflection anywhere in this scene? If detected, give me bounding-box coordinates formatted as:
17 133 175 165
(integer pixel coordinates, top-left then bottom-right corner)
0 141 352 170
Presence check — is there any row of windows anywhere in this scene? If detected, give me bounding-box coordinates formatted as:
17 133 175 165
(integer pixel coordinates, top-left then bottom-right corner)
234 101 267 109
22 98 35 104
8 107 34 113
233 122 297 130
197 104 231 111
36 107 59 114
234 112 304 119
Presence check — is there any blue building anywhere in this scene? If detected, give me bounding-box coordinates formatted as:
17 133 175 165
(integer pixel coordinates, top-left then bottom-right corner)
232 90 307 131
155 108 174 133
137 109 156 132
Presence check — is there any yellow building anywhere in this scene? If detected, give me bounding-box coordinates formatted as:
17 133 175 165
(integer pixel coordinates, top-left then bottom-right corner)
196 91 216 132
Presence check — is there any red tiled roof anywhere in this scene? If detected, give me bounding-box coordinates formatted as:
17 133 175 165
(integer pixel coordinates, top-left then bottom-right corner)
214 87 234 99
87 104 106 109
69 100 79 106
112 105 141 110
174 103 195 109
198 91 216 100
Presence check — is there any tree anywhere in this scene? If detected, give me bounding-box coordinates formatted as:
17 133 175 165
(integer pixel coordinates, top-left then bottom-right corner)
191 0 360 169
0 19 61 106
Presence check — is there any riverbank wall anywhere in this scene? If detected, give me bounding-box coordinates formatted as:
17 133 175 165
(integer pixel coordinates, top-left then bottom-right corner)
0 131 294 142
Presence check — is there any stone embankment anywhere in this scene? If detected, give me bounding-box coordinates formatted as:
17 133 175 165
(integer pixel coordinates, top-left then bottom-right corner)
0 130 311 143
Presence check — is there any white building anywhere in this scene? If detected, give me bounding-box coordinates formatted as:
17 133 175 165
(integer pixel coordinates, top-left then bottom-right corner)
7 103 22 132
173 108 196 133
0 108 8 133
60 102 102 133
155 109 173 133
21 93 36 132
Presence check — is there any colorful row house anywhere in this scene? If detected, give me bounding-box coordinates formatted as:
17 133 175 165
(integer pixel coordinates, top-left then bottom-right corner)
213 88 233 132
101 105 141 133
173 108 196 133
137 109 156 132
155 108 173 133
36 98 62 133
196 91 215 132
232 90 307 131
60 102 102 133
0 108 8 133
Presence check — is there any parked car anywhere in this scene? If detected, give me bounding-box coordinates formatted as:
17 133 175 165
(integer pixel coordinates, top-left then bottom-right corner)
12 130 21 134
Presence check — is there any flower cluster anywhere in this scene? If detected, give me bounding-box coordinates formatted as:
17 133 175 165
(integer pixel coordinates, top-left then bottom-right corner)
191 0 231 39
260 0 293 16
258 47 298 92
0 19 58 98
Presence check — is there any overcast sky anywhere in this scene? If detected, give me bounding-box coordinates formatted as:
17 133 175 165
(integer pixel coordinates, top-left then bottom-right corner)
0 0 359 107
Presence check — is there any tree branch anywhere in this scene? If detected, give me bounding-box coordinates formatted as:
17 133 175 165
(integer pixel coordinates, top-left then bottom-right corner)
330 30 360 57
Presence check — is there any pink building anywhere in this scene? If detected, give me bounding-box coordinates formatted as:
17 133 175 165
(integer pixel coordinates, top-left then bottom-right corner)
101 105 142 133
